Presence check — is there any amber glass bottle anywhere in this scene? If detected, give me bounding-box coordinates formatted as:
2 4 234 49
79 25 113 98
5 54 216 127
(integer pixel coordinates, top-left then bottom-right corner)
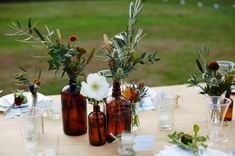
88 105 106 146
106 81 131 143
61 79 87 136
225 93 233 121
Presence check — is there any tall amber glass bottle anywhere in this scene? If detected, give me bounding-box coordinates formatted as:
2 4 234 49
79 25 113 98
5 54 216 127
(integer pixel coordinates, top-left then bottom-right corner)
88 105 106 146
61 79 87 136
106 81 131 143
225 93 233 121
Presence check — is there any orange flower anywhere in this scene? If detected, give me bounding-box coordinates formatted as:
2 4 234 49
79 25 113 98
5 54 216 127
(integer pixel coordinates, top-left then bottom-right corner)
69 35 77 42
33 79 41 86
122 87 137 102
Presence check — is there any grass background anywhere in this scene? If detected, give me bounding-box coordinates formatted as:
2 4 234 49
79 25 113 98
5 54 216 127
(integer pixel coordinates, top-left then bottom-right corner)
0 0 235 95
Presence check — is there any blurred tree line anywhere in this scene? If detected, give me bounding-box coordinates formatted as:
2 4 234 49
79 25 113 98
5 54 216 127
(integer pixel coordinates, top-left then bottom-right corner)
0 0 135 2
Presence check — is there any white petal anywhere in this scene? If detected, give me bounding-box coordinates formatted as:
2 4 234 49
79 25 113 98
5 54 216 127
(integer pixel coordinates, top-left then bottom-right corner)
87 73 99 84
80 82 91 97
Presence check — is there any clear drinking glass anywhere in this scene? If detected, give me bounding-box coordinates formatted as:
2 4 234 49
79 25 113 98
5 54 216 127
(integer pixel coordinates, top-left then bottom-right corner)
157 97 176 130
207 96 231 146
47 101 61 120
18 107 41 156
37 133 60 156
117 131 136 156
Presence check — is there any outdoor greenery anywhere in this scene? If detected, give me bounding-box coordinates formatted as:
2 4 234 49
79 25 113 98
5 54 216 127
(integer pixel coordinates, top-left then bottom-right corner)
0 0 235 95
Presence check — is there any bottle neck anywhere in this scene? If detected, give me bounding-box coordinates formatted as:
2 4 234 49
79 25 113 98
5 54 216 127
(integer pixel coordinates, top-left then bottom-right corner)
69 79 77 91
112 81 121 97
93 105 100 112
226 91 231 99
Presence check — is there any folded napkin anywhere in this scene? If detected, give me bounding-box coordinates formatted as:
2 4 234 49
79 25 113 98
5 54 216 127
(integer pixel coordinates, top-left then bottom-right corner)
133 135 155 152
0 92 52 119
156 145 231 156
138 87 157 111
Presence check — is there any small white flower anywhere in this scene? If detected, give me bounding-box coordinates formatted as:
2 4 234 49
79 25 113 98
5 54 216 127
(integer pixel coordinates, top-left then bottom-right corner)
81 73 109 101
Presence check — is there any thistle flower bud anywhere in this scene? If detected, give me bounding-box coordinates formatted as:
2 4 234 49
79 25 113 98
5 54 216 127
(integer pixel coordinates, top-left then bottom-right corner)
208 61 219 71
210 78 217 86
116 68 123 78
113 51 119 58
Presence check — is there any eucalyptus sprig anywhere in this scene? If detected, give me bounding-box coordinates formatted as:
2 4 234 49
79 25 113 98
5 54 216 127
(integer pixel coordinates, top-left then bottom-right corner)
5 17 53 48
168 124 208 156
103 0 159 82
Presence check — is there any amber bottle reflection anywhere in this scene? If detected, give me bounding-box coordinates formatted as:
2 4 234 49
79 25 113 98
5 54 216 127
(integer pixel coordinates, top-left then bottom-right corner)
106 81 131 143
61 81 87 136
88 105 106 146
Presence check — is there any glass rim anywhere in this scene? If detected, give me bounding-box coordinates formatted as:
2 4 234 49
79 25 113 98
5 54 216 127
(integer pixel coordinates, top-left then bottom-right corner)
209 97 231 106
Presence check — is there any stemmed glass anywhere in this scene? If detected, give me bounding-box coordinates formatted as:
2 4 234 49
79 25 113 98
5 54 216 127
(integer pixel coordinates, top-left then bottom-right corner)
18 107 42 156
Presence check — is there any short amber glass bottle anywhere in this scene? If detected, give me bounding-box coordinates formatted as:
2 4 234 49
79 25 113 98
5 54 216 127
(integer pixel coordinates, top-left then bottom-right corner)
106 81 131 143
61 79 87 136
88 105 106 146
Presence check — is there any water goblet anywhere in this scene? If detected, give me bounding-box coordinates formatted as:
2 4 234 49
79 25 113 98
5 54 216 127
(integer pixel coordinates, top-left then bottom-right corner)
18 107 41 156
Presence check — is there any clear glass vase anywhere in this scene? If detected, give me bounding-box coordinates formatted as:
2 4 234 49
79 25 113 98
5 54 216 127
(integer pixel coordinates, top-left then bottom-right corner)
31 93 44 134
207 96 231 146
131 102 140 131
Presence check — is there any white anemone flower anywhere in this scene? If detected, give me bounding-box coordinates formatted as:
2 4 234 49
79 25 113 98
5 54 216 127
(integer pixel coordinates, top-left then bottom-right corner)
81 73 109 101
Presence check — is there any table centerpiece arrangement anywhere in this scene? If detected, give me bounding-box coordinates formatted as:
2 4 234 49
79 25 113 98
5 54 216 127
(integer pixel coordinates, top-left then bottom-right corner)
188 47 235 120
188 47 234 145
6 19 95 136
102 0 159 142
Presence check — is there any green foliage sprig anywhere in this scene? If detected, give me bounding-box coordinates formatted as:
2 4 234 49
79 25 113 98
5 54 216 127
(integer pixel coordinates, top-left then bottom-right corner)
188 47 235 96
15 66 41 96
6 18 95 85
103 0 159 82
168 124 208 156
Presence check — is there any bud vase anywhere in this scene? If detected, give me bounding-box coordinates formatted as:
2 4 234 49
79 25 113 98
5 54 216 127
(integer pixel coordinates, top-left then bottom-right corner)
106 81 131 143
131 102 140 131
207 96 231 145
88 105 106 146
31 93 44 134
61 80 87 136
